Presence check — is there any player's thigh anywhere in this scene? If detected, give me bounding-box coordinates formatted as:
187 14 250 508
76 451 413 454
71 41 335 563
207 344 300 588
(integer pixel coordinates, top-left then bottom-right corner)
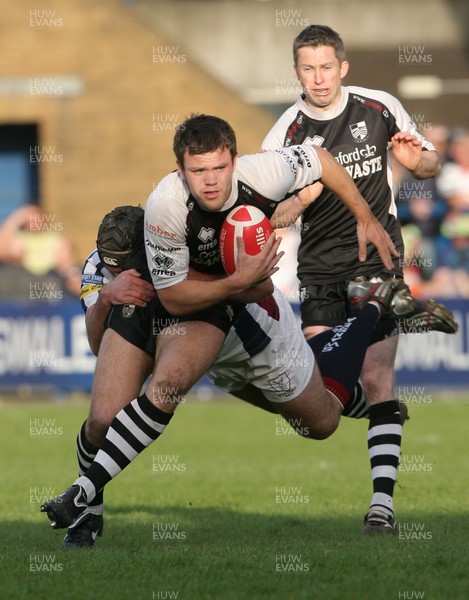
361 335 399 404
275 361 340 439
149 320 226 406
90 328 153 424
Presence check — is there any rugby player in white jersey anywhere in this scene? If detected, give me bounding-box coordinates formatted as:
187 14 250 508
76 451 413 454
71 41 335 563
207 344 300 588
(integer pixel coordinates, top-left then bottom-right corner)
42 115 420 543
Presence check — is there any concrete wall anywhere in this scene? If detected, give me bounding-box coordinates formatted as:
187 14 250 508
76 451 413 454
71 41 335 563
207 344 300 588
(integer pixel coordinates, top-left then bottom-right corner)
1 0 468 262
0 0 275 261
132 0 469 103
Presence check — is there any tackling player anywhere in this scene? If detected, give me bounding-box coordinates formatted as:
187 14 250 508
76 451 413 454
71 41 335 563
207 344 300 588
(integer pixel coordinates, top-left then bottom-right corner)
66 206 157 548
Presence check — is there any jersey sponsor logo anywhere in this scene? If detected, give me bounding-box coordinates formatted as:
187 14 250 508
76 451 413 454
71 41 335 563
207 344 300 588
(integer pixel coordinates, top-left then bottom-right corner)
350 121 368 141
102 256 118 266
285 121 300 146
81 274 103 285
146 239 183 253
334 144 382 179
152 267 176 277
153 253 175 270
192 251 220 266
352 96 390 118
198 227 215 243
295 146 312 168
364 99 389 118
336 145 378 164
122 304 135 318
197 227 218 252
275 148 298 176
145 220 177 239
304 135 324 147
240 183 253 197
79 284 103 301
239 184 274 212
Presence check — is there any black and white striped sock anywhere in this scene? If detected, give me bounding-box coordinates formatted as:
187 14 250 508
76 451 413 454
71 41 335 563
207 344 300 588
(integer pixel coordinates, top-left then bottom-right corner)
75 393 173 503
367 400 402 518
76 421 104 512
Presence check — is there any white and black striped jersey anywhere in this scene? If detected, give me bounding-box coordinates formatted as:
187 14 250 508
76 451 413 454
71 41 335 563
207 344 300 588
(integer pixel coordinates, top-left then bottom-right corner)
80 249 115 313
144 145 322 290
262 86 436 284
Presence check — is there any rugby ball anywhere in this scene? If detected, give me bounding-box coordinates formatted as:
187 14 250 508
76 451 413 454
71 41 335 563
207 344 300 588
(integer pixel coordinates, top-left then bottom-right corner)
219 204 274 275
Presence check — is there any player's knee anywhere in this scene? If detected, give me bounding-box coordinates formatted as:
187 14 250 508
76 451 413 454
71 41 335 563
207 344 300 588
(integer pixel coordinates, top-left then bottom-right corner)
361 369 392 403
288 414 338 441
150 369 190 409
308 418 339 440
85 416 109 447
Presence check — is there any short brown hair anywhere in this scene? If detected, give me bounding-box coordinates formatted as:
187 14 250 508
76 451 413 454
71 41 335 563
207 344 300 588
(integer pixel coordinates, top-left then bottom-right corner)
173 114 237 166
293 25 346 65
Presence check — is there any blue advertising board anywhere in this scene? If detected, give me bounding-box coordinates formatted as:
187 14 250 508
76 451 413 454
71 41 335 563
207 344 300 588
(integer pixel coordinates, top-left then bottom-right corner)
393 299 469 387
0 299 467 393
0 300 96 391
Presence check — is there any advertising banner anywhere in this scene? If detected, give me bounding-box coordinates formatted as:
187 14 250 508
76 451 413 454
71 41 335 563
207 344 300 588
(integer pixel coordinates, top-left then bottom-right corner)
0 299 467 393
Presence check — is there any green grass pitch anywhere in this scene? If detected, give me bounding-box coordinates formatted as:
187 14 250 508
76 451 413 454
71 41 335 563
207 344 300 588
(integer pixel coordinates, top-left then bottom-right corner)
1 395 468 599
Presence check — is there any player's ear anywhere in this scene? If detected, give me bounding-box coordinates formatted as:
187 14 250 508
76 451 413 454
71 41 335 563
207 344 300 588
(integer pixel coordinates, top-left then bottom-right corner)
293 63 299 81
340 60 349 79
232 154 238 169
176 160 185 179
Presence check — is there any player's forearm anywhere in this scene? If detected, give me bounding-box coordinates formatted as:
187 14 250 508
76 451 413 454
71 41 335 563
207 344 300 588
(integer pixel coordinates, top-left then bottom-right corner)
85 294 111 355
187 269 273 303
271 195 303 229
229 278 274 303
410 150 441 180
157 277 249 316
316 147 373 222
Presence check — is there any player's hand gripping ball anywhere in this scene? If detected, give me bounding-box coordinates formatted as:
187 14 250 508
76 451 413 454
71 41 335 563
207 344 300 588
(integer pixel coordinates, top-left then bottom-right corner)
219 204 274 275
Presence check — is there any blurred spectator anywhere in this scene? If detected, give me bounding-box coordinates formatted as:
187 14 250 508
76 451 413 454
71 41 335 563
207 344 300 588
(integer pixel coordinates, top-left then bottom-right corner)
434 130 469 296
425 123 451 163
397 176 444 284
396 127 469 299
398 224 469 298
437 130 469 229
395 125 450 284
0 204 81 299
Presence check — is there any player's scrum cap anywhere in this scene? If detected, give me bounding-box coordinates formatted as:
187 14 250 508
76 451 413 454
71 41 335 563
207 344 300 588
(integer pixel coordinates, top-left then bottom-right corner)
96 205 144 269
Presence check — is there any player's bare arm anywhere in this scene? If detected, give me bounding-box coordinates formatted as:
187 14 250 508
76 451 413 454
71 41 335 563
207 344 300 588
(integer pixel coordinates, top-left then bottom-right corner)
314 146 399 268
229 277 274 303
187 267 274 303
270 184 324 228
85 269 156 355
157 235 283 315
391 132 441 179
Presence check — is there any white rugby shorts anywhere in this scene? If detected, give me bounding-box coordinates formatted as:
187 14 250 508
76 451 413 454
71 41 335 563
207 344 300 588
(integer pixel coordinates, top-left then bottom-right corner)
208 287 314 402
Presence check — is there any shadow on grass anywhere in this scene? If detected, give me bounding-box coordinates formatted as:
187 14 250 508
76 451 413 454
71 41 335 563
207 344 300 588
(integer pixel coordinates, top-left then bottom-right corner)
3 508 469 600
6 503 469 554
